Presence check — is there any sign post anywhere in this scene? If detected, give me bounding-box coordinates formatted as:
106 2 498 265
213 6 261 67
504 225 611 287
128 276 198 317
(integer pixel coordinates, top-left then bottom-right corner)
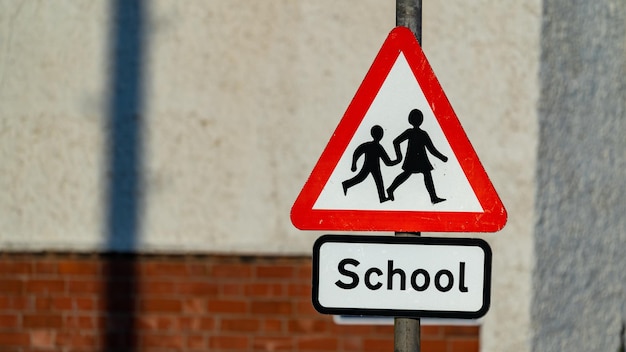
291 1 507 352
396 1 423 350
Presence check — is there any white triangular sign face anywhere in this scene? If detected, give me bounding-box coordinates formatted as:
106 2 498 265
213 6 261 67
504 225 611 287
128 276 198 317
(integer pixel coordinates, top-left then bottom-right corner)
291 27 507 232
314 53 482 213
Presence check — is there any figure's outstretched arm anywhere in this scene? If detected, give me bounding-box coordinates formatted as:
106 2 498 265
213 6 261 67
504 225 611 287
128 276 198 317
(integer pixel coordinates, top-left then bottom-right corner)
379 145 396 166
392 131 408 163
425 136 448 162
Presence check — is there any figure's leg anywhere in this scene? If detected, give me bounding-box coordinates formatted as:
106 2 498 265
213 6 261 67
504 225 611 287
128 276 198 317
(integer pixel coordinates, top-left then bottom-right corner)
423 171 445 204
342 168 370 195
371 171 387 203
386 171 411 201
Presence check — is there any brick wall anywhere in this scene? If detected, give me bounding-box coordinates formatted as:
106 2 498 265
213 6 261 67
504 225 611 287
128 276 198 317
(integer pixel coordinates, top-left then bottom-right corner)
0 254 479 351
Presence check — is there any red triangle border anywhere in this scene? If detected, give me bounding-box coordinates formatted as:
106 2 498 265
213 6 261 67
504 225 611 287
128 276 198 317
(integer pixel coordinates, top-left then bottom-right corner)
291 27 507 233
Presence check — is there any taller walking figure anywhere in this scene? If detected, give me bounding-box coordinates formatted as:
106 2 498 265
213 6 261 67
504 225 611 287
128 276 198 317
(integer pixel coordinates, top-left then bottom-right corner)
387 109 448 204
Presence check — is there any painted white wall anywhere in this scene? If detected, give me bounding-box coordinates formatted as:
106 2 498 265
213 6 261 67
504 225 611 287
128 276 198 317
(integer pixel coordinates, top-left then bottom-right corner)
0 1 539 351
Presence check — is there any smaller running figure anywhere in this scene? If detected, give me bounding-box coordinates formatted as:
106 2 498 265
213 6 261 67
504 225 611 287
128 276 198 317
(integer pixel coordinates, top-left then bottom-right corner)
342 125 398 203
387 109 448 204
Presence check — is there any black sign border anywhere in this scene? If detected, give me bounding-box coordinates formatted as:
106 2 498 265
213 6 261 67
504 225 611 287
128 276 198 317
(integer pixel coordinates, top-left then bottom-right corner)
312 235 492 319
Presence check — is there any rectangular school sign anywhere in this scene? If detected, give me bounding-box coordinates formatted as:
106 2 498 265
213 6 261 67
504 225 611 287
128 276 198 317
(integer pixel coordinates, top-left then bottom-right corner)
312 235 492 319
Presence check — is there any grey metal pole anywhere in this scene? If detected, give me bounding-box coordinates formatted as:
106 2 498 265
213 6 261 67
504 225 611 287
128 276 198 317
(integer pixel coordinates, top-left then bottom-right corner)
395 3 422 352
396 0 422 44
393 234 421 352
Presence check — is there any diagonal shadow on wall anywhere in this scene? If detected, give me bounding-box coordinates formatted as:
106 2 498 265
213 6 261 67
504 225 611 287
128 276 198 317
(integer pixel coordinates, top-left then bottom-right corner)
104 0 146 349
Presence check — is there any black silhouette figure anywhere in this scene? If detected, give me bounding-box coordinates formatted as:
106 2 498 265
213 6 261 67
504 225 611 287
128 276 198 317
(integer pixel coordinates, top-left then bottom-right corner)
342 125 398 203
387 109 448 204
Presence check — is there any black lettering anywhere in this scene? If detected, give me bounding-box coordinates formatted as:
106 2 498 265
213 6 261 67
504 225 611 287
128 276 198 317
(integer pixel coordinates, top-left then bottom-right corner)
364 267 383 290
434 269 454 292
335 258 360 289
410 269 430 291
387 260 406 290
459 262 468 292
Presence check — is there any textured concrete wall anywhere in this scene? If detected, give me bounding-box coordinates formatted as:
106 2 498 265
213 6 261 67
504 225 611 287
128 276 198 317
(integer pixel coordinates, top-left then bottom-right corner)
533 1 626 351
0 1 542 351
0 0 396 252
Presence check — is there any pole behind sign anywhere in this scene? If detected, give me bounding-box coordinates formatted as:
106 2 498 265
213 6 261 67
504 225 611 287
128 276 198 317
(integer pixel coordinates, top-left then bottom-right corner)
395 1 422 352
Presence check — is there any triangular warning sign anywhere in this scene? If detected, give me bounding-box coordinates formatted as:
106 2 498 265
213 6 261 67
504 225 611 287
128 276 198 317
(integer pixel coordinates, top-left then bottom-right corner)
291 26 507 232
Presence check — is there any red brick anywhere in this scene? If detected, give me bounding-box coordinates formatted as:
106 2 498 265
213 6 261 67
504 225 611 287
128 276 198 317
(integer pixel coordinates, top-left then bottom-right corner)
186 334 205 350
34 296 75 311
139 298 181 313
0 296 29 310
75 297 96 311
158 316 179 330
25 279 65 294
30 329 56 349
261 318 284 333
199 317 216 330
0 314 19 328
255 265 293 278
287 283 310 296
207 299 247 314
253 336 294 351
186 263 210 277
0 262 31 275
443 325 480 336
295 300 317 315
34 261 58 274
136 315 159 331
209 335 249 350
362 338 394 352
67 279 103 294
139 262 189 277
0 279 24 294
137 280 177 296
182 298 205 314
64 315 97 330
55 332 99 349
51 297 73 310
210 263 252 279
421 339 447 352
250 300 292 315
221 318 260 332
449 338 480 352
139 332 184 349
372 324 395 334
220 283 243 296
0 332 29 346
422 325 444 337
288 318 329 333
178 316 203 330
297 264 313 280
35 297 53 310
57 260 100 275
177 281 219 295
23 314 63 329
298 336 338 351
244 283 284 297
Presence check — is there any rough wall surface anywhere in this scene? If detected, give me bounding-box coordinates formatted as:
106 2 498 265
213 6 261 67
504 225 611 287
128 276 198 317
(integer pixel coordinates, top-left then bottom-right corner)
533 0 626 351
